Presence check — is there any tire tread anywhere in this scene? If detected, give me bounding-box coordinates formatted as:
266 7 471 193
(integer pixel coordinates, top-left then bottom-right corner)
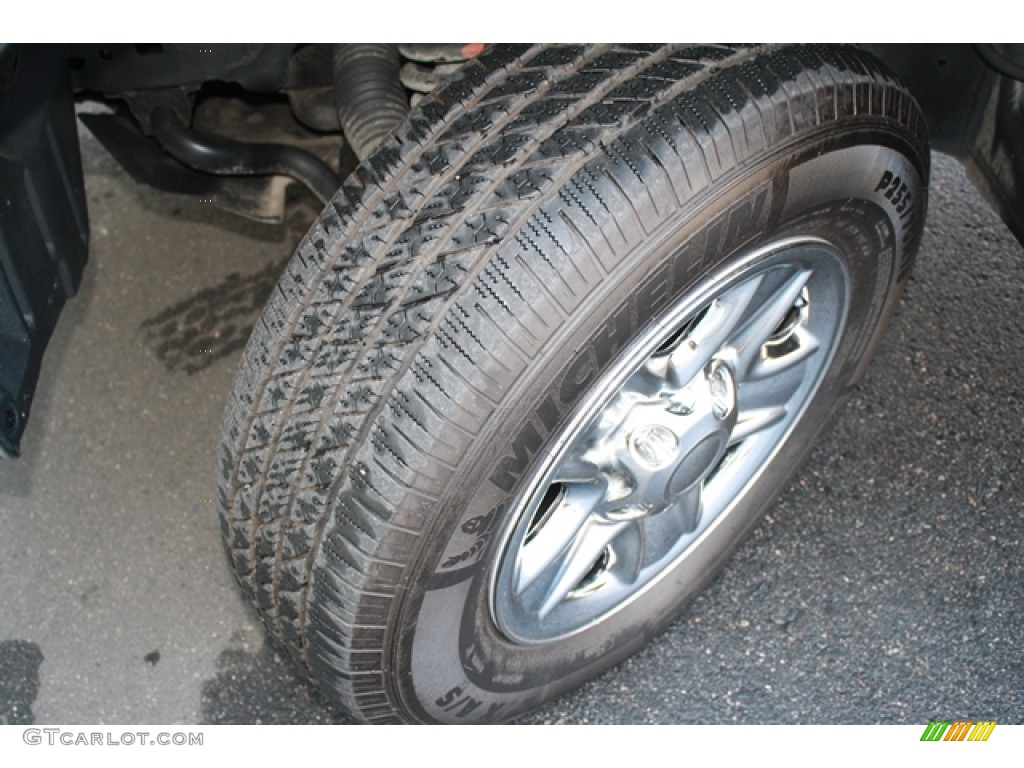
217 43 928 722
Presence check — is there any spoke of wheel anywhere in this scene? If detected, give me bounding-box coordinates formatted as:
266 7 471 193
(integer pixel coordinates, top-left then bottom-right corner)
729 268 813 376
729 405 787 445
665 274 765 390
735 360 806 414
551 453 602 484
536 517 629 619
636 486 702 570
626 356 671 398
516 483 601 595
666 484 703 535
589 519 642 586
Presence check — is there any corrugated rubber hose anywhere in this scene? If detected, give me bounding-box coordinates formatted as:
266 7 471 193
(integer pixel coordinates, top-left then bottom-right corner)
333 44 410 161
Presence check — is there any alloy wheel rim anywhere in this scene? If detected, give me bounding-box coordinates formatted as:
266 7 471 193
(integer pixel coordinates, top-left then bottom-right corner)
490 238 851 645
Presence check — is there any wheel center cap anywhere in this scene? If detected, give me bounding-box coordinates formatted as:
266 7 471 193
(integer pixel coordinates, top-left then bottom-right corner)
629 424 678 469
708 361 736 421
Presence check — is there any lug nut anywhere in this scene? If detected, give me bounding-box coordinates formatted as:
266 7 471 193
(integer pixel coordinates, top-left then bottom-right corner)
665 390 696 416
603 471 634 502
708 362 736 421
629 424 678 469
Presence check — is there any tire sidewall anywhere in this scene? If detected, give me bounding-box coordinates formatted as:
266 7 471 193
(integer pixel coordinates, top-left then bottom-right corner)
372 130 925 722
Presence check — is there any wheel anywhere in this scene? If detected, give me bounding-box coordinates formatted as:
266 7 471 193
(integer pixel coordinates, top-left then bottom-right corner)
217 44 928 723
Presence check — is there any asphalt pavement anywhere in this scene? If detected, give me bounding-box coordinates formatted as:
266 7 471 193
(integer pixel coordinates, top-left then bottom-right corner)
0 128 1021 725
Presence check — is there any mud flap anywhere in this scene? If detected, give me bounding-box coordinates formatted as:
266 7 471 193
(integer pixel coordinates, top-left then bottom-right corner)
0 44 89 457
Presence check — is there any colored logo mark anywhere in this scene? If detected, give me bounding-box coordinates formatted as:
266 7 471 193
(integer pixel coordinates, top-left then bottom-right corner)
920 720 996 742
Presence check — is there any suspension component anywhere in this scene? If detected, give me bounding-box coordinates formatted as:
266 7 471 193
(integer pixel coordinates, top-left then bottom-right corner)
149 105 341 204
332 44 409 161
398 44 485 107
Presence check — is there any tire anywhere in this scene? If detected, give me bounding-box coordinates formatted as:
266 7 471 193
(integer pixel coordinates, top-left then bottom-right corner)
218 44 928 723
